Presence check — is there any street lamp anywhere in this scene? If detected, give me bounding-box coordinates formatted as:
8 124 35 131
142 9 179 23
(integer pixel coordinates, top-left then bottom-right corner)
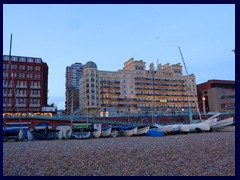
202 97 206 116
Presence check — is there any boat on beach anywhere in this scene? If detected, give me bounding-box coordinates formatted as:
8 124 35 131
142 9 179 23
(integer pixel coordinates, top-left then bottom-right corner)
71 123 94 139
56 125 72 139
211 117 234 130
92 128 102 138
101 126 112 137
27 128 62 140
151 124 173 133
115 126 138 137
135 125 150 136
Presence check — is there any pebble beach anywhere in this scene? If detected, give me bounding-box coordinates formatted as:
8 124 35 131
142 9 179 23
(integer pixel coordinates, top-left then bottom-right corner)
3 131 235 176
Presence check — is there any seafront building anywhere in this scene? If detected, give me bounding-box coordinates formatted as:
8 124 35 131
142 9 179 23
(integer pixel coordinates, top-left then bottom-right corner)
65 63 84 115
3 55 48 114
197 80 235 113
78 58 198 116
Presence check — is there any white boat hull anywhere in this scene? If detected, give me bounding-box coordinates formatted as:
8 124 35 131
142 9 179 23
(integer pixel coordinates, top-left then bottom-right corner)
56 125 72 139
119 127 138 137
179 124 190 132
92 129 101 138
153 123 173 132
101 128 112 137
211 117 234 129
187 122 210 132
135 126 150 135
71 132 91 139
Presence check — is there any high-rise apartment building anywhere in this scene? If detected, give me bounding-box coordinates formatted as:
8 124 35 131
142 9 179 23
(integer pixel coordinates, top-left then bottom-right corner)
65 63 84 114
3 55 48 113
79 58 198 115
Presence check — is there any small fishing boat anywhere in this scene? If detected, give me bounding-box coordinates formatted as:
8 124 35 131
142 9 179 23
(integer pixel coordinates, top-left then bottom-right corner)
211 117 234 129
71 123 94 139
27 128 62 141
135 125 150 136
71 131 92 139
3 128 24 142
101 126 112 138
115 126 138 137
56 125 72 139
151 124 173 133
179 124 190 133
3 122 31 141
92 128 102 138
187 121 211 133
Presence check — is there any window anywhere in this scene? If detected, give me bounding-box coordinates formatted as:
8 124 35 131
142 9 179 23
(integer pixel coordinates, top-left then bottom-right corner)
34 74 41 79
35 58 42 63
35 66 41 71
3 72 8 77
19 73 25 78
27 58 33 63
19 65 25 70
3 64 8 69
27 74 33 78
27 66 33 70
19 57 26 62
11 56 18 61
3 56 10 60
11 65 17 69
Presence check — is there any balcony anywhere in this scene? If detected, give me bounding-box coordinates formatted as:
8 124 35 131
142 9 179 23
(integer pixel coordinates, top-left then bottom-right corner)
3 104 12 107
3 84 13 88
30 85 41 89
16 85 27 88
16 94 27 97
3 93 12 97
29 104 40 107
15 104 27 107
30 94 41 98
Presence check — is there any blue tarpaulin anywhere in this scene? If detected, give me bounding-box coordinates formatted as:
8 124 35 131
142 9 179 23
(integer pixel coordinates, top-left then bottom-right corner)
145 129 165 137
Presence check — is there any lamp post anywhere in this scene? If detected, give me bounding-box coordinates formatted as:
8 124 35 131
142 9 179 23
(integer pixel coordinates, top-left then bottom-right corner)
202 97 206 117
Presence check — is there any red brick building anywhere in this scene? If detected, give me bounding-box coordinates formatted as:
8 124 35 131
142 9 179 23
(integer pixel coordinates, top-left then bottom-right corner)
197 80 235 113
3 55 48 113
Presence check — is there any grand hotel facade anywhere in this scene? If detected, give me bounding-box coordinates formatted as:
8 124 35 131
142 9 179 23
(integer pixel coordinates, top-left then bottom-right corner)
78 58 198 115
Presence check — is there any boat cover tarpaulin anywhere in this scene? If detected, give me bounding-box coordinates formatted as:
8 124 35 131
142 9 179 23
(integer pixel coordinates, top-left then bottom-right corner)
145 129 165 137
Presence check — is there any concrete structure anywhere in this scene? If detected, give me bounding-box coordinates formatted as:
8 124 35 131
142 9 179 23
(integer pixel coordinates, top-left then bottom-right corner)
78 58 198 116
65 63 84 114
197 80 235 113
3 55 48 113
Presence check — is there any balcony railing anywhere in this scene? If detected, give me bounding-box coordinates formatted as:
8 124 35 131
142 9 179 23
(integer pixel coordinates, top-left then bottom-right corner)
29 104 40 107
15 104 27 107
3 104 12 107
16 94 27 97
3 93 13 97
30 94 41 98
30 85 41 89
16 85 28 88
3 84 13 88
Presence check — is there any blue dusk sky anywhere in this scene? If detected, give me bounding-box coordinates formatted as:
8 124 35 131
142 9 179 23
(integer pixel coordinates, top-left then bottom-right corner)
3 4 235 110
